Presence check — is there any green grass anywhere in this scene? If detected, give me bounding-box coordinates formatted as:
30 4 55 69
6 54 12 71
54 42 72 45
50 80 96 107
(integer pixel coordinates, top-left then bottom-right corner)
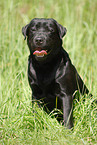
0 0 97 144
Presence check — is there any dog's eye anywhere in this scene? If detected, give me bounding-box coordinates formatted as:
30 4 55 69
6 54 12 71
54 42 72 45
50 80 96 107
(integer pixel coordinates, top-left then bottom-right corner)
31 27 36 32
50 28 55 33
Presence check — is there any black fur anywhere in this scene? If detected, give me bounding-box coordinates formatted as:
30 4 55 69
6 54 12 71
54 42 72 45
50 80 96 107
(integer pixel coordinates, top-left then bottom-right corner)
22 18 89 128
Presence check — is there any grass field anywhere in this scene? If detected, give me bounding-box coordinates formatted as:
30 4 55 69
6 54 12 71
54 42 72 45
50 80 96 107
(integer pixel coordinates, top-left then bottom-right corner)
0 0 97 144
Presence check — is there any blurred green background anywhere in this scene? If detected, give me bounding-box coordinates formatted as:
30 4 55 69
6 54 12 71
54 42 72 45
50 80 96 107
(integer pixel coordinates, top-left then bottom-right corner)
0 0 97 144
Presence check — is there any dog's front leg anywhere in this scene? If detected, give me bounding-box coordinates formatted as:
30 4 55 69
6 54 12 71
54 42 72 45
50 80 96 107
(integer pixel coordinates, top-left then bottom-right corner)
62 94 73 129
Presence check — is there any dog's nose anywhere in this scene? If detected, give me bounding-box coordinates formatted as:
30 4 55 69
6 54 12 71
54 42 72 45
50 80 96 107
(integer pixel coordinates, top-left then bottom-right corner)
35 37 44 45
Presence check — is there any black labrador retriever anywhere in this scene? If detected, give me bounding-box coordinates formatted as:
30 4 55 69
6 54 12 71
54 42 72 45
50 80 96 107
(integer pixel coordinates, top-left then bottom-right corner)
22 18 89 128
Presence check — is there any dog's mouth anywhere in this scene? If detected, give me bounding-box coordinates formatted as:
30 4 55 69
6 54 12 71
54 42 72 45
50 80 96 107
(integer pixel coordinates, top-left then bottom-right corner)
33 47 52 61
33 47 49 57
33 49 47 57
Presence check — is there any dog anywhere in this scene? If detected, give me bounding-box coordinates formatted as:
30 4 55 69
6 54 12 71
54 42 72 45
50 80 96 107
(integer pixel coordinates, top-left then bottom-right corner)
22 18 89 129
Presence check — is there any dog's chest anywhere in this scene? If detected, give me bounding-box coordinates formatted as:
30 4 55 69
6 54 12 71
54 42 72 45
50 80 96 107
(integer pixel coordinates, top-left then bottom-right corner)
28 57 64 88
28 57 67 95
31 65 57 87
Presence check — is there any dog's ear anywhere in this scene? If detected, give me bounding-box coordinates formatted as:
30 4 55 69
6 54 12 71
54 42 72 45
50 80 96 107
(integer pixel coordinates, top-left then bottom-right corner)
54 20 67 39
22 24 29 40
57 23 67 39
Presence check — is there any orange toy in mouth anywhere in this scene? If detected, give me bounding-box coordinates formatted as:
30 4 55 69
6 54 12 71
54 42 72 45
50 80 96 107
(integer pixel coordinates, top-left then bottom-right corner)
33 50 47 56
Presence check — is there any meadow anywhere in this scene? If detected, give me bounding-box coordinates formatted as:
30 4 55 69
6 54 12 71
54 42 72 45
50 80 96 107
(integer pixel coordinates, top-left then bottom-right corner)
0 0 97 144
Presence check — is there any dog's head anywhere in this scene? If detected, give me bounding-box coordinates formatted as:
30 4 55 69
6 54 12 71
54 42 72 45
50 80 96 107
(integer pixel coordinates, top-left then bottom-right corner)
22 18 67 61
